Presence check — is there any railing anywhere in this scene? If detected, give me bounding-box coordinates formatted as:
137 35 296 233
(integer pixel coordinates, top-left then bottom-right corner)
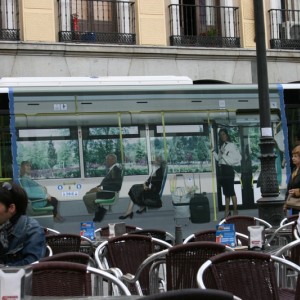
58 0 136 45
169 4 240 48
0 0 19 41
269 9 300 50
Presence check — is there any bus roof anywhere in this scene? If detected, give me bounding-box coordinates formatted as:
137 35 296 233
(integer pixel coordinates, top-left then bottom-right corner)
0 76 193 87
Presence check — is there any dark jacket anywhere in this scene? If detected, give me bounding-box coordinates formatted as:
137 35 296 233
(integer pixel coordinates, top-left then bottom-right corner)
0 215 46 266
99 165 122 192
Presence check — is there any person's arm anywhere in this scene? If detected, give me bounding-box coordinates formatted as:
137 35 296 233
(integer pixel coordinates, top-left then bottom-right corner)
212 149 219 161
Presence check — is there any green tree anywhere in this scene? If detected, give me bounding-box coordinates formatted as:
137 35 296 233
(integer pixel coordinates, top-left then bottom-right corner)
48 140 57 169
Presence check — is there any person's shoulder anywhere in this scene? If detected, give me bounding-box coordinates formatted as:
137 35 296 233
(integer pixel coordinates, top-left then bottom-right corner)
25 215 43 228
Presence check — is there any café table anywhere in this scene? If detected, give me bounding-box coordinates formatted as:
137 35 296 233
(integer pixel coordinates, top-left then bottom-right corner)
30 296 142 300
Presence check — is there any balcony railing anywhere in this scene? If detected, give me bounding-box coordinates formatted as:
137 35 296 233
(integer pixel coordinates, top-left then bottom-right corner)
269 9 300 50
58 0 136 45
169 4 240 48
0 0 20 41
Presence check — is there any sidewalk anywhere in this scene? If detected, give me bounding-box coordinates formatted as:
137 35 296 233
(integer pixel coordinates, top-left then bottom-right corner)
49 207 259 241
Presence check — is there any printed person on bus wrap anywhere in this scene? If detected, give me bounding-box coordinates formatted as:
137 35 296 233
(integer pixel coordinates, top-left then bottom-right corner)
83 154 122 222
20 161 64 223
119 156 165 220
0 182 46 266
212 128 241 218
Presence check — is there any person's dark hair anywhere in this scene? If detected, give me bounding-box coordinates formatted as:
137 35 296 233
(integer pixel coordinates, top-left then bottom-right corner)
218 128 232 146
0 182 28 215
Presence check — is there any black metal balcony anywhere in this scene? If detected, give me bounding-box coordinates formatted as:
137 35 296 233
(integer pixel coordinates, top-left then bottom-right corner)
58 0 136 45
269 9 300 50
0 0 20 41
169 4 240 48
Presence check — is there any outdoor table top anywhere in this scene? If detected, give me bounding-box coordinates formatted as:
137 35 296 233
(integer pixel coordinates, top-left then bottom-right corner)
30 296 141 300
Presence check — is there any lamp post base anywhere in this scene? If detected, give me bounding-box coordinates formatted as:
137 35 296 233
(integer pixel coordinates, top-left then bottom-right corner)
256 196 285 226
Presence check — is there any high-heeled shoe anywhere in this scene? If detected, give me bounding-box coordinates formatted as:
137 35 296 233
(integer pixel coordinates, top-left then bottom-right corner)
136 207 146 214
119 212 133 220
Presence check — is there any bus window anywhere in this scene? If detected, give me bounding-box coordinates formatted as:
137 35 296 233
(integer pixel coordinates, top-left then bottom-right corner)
17 128 80 179
154 124 210 174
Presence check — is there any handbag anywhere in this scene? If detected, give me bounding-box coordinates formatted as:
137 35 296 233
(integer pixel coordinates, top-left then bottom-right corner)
286 195 300 210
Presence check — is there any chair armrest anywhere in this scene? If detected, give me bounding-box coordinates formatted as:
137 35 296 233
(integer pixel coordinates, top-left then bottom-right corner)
122 273 135 281
265 221 294 245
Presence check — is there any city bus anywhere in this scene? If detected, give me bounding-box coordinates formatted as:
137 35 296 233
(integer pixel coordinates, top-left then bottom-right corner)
0 76 297 221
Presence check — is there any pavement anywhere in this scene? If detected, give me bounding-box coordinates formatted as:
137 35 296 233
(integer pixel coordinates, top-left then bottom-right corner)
40 206 259 241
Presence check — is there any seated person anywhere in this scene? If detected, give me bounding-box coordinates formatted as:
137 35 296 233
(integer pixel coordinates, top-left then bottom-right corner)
119 156 166 219
0 182 46 266
19 161 64 222
83 154 122 222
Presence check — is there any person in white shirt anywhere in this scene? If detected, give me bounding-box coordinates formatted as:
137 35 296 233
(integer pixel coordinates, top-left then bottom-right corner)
213 128 241 217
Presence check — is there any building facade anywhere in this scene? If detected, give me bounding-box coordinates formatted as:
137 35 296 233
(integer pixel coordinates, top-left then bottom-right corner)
0 0 300 83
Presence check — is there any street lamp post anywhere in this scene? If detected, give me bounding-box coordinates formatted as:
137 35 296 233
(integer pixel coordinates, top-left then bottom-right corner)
253 0 284 226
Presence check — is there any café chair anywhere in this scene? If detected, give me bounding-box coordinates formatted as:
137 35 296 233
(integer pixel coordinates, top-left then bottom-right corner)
219 215 272 237
183 229 249 247
197 251 300 300
139 288 235 300
46 233 93 255
183 229 217 243
122 241 233 295
94 234 172 295
31 261 131 296
39 251 96 267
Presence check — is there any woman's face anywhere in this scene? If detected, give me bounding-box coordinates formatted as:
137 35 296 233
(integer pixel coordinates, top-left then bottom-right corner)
219 131 228 142
292 153 300 167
